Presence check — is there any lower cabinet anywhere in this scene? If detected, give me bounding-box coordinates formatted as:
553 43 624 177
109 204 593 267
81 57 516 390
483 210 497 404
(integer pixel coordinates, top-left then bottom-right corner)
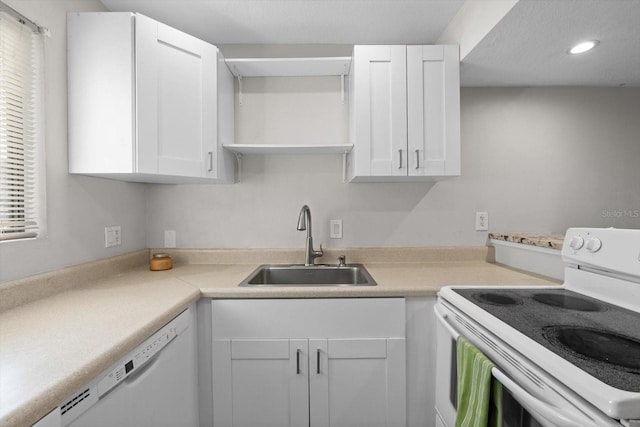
211 298 406 427
213 338 309 426
310 337 405 427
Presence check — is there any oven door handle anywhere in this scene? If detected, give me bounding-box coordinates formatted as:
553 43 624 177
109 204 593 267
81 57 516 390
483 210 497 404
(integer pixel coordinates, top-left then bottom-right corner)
491 367 593 427
434 304 461 339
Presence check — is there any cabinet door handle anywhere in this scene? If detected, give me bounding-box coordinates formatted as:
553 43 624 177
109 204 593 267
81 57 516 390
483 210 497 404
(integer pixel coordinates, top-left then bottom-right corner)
398 149 403 169
296 349 301 374
316 349 321 374
415 149 420 169
207 151 213 172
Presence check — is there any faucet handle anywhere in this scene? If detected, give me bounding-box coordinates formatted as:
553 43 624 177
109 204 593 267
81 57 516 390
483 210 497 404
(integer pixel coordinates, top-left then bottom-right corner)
338 255 346 267
312 244 323 258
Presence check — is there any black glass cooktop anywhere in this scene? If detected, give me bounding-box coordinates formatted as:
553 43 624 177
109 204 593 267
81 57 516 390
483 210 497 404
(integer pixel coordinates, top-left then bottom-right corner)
453 288 640 392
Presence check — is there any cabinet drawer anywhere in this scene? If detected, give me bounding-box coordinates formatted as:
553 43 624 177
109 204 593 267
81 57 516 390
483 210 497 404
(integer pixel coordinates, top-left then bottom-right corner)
211 298 405 339
231 339 290 359
327 338 387 359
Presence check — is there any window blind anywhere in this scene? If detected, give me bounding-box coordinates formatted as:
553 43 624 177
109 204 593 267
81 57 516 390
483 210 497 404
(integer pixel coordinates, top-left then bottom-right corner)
0 7 46 241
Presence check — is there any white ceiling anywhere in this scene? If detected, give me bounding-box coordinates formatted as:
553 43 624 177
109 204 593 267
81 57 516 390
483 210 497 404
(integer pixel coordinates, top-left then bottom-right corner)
100 0 640 87
462 0 640 87
99 0 464 44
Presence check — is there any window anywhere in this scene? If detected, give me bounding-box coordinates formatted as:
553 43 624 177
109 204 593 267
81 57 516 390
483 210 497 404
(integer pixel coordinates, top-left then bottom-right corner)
0 3 46 242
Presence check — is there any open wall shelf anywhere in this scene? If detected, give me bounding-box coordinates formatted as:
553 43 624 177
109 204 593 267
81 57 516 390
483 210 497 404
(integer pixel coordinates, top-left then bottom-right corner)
223 144 353 155
225 57 352 77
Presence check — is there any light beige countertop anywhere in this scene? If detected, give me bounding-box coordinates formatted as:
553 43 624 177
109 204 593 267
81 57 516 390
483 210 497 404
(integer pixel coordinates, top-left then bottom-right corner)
0 247 559 427
174 261 555 298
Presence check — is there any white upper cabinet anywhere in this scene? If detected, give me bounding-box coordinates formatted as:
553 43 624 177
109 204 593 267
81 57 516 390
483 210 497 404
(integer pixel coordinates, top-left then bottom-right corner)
68 13 235 184
349 45 460 182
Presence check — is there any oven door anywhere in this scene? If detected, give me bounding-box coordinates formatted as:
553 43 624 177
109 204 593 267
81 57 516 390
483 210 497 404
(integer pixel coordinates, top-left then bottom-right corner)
434 301 621 427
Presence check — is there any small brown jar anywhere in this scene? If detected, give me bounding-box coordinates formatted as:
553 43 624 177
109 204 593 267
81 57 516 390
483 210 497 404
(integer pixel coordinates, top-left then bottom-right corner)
150 253 173 271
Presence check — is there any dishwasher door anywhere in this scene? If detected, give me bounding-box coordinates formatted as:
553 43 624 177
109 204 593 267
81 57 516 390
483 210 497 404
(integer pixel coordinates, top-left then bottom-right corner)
66 307 198 427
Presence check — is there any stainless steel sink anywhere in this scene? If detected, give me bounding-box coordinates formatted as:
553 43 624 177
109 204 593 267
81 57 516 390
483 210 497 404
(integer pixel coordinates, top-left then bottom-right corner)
239 264 377 287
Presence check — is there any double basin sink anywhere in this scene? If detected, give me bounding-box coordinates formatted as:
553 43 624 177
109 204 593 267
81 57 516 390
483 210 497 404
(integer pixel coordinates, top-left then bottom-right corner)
239 264 377 287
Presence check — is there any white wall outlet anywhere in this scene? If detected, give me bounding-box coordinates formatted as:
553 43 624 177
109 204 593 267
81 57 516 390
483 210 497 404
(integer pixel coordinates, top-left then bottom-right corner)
475 212 489 231
104 226 121 248
329 220 343 239
164 230 177 248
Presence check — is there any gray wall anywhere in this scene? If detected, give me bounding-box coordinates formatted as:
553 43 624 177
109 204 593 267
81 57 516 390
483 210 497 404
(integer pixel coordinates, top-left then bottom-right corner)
145 86 640 249
1 0 638 282
0 0 147 282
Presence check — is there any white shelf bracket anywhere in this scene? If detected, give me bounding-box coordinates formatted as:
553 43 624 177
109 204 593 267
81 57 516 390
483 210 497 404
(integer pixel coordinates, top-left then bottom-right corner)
238 75 244 106
234 152 243 182
341 74 345 105
342 151 348 183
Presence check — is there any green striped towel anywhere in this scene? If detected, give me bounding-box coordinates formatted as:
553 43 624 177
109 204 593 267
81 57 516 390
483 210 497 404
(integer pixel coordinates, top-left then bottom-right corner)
455 337 503 427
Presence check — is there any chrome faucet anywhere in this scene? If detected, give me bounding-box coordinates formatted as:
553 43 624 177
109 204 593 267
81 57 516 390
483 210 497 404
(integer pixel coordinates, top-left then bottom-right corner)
297 205 323 266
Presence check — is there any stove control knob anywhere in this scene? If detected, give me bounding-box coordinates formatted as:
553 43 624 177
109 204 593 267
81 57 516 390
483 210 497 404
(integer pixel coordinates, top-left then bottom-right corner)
585 237 602 253
569 235 584 250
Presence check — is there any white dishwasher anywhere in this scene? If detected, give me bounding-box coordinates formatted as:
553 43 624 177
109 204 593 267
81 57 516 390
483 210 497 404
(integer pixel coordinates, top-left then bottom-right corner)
48 306 198 427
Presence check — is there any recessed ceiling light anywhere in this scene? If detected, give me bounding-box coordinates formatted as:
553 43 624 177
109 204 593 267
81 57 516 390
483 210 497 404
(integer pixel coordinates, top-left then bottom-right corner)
568 40 599 55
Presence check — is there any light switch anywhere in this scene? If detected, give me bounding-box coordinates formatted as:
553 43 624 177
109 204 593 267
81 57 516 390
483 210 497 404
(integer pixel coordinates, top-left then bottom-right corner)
330 220 343 239
104 226 121 248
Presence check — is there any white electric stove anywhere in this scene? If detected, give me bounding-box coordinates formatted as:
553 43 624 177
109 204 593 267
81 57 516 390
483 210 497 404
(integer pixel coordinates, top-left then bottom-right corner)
435 227 640 427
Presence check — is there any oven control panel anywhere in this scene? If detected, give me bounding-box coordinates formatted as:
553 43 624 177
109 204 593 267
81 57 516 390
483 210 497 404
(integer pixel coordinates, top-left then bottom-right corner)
562 227 640 277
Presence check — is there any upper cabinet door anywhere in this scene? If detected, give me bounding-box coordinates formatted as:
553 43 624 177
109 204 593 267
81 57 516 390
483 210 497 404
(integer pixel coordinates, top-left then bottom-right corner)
136 15 217 178
351 45 407 177
407 45 460 177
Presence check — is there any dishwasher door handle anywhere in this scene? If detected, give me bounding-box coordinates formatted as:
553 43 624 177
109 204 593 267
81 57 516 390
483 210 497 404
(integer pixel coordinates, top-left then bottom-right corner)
124 351 161 385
